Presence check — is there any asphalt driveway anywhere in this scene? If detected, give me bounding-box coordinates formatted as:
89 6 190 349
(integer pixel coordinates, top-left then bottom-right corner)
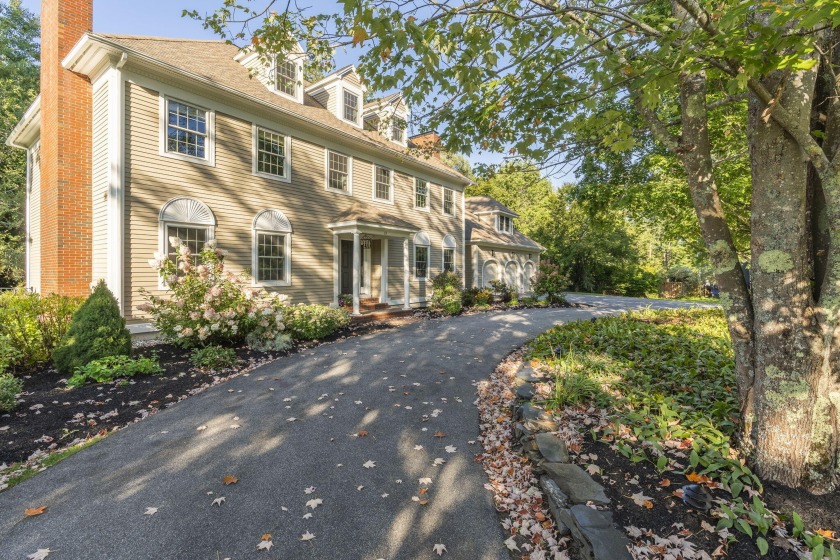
0 295 704 560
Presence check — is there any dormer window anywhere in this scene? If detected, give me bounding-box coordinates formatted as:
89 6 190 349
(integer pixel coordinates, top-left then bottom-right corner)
275 58 298 98
343 90 359 123
391 117 406 143
497 214 512 233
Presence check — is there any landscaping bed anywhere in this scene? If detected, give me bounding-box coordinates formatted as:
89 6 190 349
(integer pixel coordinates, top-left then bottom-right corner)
0 316 411 488
498 308 838 560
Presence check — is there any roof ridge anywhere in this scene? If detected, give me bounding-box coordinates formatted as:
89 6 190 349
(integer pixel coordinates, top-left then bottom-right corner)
96 33 228 44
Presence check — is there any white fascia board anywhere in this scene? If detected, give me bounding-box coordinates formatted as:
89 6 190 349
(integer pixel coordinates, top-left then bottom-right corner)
5 95 41 148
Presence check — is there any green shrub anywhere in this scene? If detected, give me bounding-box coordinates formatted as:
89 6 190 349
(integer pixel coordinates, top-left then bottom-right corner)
0 373 23 412
531 262 569 304
474 289 493 306
430 272 464 315
190 345 239 370
284 304 350 340
431 271 462 292
461 287 478 307
141 239 289 348
0 335 22 374
67 354 163 387
489 280 513 303
0 290 83 366
52 281 132 375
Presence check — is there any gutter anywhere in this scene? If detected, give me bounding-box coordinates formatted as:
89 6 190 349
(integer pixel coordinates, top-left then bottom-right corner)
5 95 41 149
70 34 470 186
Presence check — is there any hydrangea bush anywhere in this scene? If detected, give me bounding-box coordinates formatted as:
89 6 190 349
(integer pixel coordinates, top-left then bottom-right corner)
140 238 291 350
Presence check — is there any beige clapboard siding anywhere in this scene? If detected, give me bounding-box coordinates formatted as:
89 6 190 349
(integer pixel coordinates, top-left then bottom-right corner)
310 89 328 110
325 85 338 114
91 81 110 284
124 82 462 318
471 245 539 291
29 147 41 293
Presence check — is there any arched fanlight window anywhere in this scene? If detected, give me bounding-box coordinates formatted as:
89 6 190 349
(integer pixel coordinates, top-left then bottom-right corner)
442 234 457 273
159 197 215 268
413 231 430 280
252 209 293 286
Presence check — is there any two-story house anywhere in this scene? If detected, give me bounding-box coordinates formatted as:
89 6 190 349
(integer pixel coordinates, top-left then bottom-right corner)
7 0 543 325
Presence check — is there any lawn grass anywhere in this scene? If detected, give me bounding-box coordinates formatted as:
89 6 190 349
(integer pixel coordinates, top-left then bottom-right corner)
1 435 105 492
527 308 838 558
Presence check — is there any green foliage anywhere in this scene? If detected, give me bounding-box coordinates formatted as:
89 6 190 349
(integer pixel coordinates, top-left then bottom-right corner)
530 262 569 304
283 304 350 341
0 2 39 287
0 289 83 367
0 372 22 411
0 334 21 373
430 271 464 314
52 281 132 375
190 345 238 370
430 270 462 292
142 239 290 349
474 288 493 306
489 280 512 303
67 354 163 387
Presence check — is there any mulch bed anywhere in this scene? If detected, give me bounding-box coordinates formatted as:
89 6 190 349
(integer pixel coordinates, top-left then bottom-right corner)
576 438 806 559
0 317 411 469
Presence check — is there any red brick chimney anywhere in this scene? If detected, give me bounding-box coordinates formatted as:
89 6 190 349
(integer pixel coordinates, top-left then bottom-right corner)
39 0 93 296
409 131 442 159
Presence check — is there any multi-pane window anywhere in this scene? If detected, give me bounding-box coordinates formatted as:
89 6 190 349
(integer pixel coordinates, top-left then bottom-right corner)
256 128 287 178
498 215 512 233
374 166 392 201
328 151 350 192
166 225 207 266
443 248 455 272
415 178 428 209
256 233 286 282
275 59 297 97
391 117 406 143
166 100 208 158
343 90 359 122
415 246 429 279
443 188 455 216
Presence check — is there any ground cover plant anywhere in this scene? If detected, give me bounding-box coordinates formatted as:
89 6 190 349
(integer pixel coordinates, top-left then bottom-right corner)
67 355 164 387
528 309 839 559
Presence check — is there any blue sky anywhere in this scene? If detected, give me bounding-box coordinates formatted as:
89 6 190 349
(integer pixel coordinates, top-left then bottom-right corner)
19 0 525 174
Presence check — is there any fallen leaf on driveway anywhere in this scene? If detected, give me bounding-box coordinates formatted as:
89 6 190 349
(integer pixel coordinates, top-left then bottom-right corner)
433 543 447 555
212 497 225 506
357 430 369 437
363 460 376 469
301 531 316 541
27 550 52 560
303 513 312 519
261 533 272 540
24 506 47 517
144 507 158 515
196 425 207 431
414 445 423 450
505 537 519 551
444 445 457 453
434 431 446 438
433 458 446 466
306 498 323 509
230 424 240 429
419 477 432 485
304 486 316 494
222 475 239 485
256 539 273 551
286 417 297 422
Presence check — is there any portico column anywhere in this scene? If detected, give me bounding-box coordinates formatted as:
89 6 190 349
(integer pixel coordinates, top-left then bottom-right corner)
403 238 411 310
380 239 388 304
352 231 361 316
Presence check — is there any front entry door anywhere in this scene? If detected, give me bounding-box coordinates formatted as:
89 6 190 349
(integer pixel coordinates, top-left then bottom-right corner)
340 240 369 296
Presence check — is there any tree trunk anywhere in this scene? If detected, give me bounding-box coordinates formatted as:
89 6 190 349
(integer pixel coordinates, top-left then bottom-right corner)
746 62 840 491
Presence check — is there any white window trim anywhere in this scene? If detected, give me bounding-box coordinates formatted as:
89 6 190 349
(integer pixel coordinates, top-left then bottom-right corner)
414 243 430 281
496 214 512 233
442 187 456 217
252 229 292 287
372 164 395 204
273 56 304 104
390 111 408 146
442 236 457 272
159 95 215 167
414 177 430 212
324 149 353 195
338 84 364 128
158 221 215 290
252 124 292 183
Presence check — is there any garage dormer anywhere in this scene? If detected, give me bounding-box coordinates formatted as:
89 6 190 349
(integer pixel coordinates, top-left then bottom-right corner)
234 41 305 104
363 93 409 146
305 65 367 128
465 196 519 234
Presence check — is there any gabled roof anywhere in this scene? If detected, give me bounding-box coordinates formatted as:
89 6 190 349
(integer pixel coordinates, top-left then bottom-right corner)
331 202 418 232
45 33 470 185
364 92 403 110
465 196 543 251
465 195 518 217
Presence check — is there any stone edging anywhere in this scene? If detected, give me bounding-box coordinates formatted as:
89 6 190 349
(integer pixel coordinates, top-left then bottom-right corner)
510 361 633 560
